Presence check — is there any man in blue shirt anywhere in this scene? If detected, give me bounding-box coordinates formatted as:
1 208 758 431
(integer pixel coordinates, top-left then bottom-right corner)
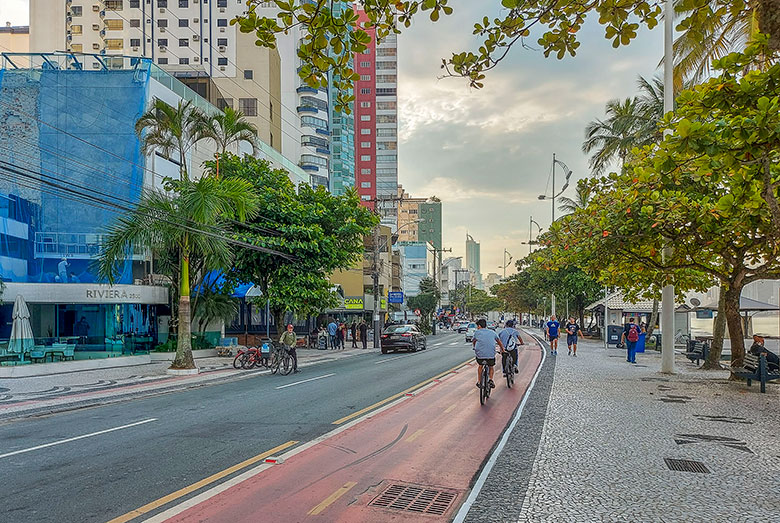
472 318 506 389
498 319 524 376
546 315 561 355
327 319 338 350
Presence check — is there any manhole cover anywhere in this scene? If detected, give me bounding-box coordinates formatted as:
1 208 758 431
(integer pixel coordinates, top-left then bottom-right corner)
369 483 457 516
664 458 710 473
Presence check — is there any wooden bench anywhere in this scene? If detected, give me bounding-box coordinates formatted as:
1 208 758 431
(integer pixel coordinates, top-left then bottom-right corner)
732 353 780 393
685 341 709 366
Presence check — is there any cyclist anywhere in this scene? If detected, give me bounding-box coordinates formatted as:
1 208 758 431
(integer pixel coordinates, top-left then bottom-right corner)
279 323 300 373
498 319 524 376
546 315 561 355
472 318 506 389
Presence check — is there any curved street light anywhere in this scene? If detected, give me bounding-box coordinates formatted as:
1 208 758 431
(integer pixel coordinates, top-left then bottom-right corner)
538 153 573 223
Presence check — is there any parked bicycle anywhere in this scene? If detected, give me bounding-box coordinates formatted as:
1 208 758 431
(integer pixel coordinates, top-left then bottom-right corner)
270 344 294 376
233 343 272 370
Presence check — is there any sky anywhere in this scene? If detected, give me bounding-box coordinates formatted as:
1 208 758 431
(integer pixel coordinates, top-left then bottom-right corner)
0 1 663 279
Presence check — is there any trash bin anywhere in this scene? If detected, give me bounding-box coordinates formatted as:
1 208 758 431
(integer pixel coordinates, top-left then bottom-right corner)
636 332 646 353
607 325 623 345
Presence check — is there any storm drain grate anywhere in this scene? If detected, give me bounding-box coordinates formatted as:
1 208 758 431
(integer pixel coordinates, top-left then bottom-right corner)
664 458 710 473
369 483 457 516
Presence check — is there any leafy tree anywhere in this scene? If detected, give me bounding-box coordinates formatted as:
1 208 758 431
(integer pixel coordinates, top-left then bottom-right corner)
235 1 780 106
193 285 239 334
558 181 592 216
221 154 378 332
407 277 440 334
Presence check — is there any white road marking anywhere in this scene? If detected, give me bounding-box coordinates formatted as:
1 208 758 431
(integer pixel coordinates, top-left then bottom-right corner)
450 342 460 346
0 418 158 460
275 373 335 390
374 354 411 365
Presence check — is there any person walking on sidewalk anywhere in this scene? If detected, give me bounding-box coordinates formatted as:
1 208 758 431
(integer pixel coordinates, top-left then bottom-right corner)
350 321 358 348
336 322 345 350
327 319 338 350
565 317 583 356
546 315 561 355
359 320 368 349
279 323 300 373
620 317 643 364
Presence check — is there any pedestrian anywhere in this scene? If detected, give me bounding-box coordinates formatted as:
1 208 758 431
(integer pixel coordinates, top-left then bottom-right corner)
279 323 300 373
749 335 780 371
620 317 643 364
337 322 345 350
350 321 357 348
359 320 368 349
327 318 338 350
57 257 69 283
546 315 561 355
565 316 584 356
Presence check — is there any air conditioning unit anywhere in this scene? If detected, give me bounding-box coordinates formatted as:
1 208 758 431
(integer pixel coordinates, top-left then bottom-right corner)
159 46 166 52
219 8 226 13
160 8 166 13
193 56 199 61
219 27 225 33
92 43 100 50
92 5 100 12
218 45 225 52
159 27 166 33
92 24 100 30
192 35 199 41
219 66 225 71
193 18 199 22
132 46 139 52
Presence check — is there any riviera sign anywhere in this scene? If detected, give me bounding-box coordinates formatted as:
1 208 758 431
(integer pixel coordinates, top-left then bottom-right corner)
2 283 169 304
85 289 142 300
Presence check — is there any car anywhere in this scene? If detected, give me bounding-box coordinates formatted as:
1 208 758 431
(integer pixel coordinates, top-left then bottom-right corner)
487 321 498 331
380 324 427 354
456 321 470 333
465 322 477 342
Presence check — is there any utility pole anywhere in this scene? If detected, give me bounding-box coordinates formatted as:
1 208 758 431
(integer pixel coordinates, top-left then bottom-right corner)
429 246 452 335
372 224 381 349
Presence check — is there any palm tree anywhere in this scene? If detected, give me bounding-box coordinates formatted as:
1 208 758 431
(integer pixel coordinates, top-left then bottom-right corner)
582 98 649 174
558 183 592 215
201 106 259 157
99 176 258 369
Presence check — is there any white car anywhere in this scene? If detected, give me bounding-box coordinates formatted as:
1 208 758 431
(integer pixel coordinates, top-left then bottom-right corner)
465 322 477 342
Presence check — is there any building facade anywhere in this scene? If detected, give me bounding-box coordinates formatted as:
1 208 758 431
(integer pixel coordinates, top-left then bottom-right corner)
29 0 283 154
353 8 377 208
0 23 29 53
484 273 502 293
396 185 426 242
466 233 482 289
398 241 432 299
418 199 442 250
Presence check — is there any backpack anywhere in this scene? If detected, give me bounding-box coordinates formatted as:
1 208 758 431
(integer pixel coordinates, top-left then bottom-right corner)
627 325 639 342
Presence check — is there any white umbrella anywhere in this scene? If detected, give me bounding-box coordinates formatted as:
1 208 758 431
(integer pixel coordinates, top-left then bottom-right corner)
8 294 35 358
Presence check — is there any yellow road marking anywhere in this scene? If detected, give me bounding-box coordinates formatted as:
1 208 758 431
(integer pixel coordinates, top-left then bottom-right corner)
406 429 425 442
444 403 458 414
332 358 473 425
308 481 358 515
107 440 298 523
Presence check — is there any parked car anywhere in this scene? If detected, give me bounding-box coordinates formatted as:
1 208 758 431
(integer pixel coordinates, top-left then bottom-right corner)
380 324 427 354
465 322 477 342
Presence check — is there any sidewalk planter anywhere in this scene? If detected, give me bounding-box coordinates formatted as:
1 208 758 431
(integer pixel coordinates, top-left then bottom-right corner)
150 349 217 361
166 367 200 376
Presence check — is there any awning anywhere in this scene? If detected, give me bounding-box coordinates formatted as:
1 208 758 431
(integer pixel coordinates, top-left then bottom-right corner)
693 296 779 312
585 292 690 313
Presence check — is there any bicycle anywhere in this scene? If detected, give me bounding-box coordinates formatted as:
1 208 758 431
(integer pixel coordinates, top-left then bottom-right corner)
479 360 491 405
270 345 294 376
503 350 515 389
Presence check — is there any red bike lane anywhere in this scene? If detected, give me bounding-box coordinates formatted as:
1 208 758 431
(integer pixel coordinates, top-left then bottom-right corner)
160 341 543 522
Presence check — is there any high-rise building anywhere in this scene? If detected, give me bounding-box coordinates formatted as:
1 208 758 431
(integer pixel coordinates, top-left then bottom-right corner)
418 199 442 251
30 0 284 154
484 273 502 293
0 23 29 53
396 185 426 242
466 234 482 289
328 1 355 196
354 7 397 228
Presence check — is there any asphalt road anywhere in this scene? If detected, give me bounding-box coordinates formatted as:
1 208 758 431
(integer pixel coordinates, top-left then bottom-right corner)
0 331 472 523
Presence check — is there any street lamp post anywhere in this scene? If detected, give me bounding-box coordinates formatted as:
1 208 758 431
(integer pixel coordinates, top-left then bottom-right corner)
528 217 542 255
499 249 513 279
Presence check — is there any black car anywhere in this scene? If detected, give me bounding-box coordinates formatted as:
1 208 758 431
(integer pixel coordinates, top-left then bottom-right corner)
380 324 427 354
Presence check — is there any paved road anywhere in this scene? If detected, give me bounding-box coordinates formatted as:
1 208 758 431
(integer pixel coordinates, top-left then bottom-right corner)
0 332 472 523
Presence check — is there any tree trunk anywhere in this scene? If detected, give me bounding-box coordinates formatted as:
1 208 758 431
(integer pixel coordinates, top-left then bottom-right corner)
172 251 195 369
702 284 728 370
757 0 780 52
723 284 746 377
272 308 286 341
646 299 659 341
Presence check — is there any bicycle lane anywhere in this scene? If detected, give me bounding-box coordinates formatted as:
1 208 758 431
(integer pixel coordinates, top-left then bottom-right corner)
155 340 543 522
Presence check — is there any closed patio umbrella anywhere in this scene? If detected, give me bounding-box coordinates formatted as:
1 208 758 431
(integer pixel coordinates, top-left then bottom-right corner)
8 295 35 361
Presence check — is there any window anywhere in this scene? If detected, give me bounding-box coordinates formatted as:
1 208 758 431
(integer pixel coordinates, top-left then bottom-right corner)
130 19 141 27
301 115 328 130
360 115 371 121
158 0 168 6
377 154 397 162
301 154 328 167
361 168 371 175
158 57 169 64
377 47 396 56
71 6 83 16
301 135 329 148
179 0 189 7
376 88 396 96
376 128 397 137
105 38 124 50
270 101 273 121
376 74 397 84
361 182 371 188
361 49 371 54
376 61 397 70
105 19 123 30
130 38 141 47
179 57 189 64
360 128 371 135
377 168 397 175
239 98 258 116
361 141 371 148
217 19 228 27
360 61 370 68
158 38 168 46
361 195 371 201
377 101 396 110
360 155 371 161
360 102 371 108
217 98 233 110
244 69 253 80
158 19 168 27
360 88 371 95
105 0 124 9
377 141 397 150
70 25 83 34
70 43 83 52
178 19 189 27
360 74 371 81
130 0 140 7
217 38 228 46
300 96 328 111
218 0 228 5
179 38 189 47
377 114 396 123
217 57 228 65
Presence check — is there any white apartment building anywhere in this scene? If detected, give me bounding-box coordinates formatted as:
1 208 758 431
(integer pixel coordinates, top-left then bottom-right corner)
29 0 283 153
374 32 398 230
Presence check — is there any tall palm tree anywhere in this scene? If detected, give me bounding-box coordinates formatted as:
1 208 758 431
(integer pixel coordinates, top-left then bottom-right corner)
582 98 649 174
558 183 592 215
99 176 258 369
201 106 259 157
135 98 208 182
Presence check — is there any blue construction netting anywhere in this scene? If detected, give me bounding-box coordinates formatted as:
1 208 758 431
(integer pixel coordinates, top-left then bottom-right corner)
0 67 148 283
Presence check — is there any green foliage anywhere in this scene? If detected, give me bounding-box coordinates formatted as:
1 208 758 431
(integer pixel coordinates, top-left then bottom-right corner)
220 154 378 326
193 286 239 333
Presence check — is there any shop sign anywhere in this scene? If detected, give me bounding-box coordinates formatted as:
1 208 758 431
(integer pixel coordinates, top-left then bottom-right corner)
344 297 364 310
2 283 169 304
388 291 404 304
380 298 387 309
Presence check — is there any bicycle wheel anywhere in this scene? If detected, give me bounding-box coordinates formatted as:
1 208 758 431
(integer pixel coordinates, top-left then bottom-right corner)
281 352 294 375
242 353 257 369
232 352 245 369
270 351 281 374
505 355 514 389
479 368 488 405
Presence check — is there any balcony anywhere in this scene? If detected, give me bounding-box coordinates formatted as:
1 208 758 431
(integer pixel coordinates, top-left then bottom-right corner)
296 85 318 94
297 105 318 114
300 163 320 172
315 128 329 136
